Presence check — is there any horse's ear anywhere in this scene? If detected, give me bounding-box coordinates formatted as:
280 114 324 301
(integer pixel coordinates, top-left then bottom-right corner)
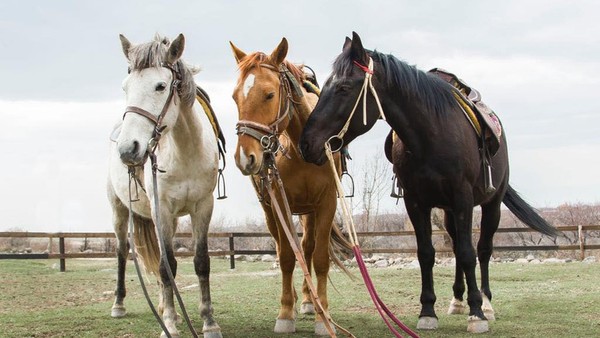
229 41 247 64
166 34 185 65
343 36 352 52
350 31 368 64
270 37 288 66
119 34 132 60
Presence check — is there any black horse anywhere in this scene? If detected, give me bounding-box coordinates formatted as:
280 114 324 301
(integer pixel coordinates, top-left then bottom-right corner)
299 32 558 333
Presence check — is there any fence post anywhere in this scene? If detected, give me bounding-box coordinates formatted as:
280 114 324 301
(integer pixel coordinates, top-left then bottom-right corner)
59 236 66 272
578 225 585 261
229 233 235 269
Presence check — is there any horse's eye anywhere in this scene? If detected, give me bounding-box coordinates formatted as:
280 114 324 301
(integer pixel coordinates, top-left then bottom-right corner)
336 84 351 94
266 92 275 100
156 82 167 92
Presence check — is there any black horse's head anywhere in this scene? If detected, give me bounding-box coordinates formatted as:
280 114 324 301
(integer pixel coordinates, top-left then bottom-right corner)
300 32 383 165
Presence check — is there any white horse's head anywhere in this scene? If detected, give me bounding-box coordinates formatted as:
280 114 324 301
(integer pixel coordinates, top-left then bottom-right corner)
117 34 193 166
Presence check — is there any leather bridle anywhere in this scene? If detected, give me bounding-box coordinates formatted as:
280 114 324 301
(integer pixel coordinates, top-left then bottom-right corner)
235 63 301 156
123 63 182 152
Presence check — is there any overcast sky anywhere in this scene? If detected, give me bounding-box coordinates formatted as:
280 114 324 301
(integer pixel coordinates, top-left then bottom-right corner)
1 1 599 232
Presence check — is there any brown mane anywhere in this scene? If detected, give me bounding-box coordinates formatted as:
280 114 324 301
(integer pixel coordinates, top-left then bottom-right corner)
237 52 305 83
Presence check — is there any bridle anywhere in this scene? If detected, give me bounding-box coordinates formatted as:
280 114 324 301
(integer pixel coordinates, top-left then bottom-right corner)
235 63 303 160
123 62 182 156
326 57 387 153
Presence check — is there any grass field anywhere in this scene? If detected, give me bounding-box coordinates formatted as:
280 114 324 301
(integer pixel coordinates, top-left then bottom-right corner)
1 257 598 337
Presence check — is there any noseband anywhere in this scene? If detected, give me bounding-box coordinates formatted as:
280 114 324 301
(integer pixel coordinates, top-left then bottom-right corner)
235 63 303 156
123 63 182 152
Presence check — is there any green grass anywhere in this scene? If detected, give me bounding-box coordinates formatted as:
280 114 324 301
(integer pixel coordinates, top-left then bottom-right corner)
1 258 599 337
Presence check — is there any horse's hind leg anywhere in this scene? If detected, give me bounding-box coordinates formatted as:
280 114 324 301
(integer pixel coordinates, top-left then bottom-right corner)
477 199 502 321
109 187 129 318
445 211 466 315
191 197 222 338
299 213 316 315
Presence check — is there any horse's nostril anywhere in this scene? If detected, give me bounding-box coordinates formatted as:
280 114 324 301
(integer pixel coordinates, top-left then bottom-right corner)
132 140 139 153
248 154 256 167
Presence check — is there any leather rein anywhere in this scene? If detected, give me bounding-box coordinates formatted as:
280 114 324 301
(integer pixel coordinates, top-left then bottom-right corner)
123 62 199 338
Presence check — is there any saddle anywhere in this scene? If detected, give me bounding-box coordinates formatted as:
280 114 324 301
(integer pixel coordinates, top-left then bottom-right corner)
429 68 502 156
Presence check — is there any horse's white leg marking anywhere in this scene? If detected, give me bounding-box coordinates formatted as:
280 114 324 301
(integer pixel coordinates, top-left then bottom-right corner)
274 319 296 333
448 297 466 315
243 74 255 98
481 293 495 321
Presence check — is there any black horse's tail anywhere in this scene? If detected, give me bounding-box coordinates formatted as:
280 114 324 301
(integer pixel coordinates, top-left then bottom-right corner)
503 185 559 237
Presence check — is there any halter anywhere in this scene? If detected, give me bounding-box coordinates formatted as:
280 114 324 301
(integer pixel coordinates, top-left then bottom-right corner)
326 57 386 152
123 63 182 154
235 63 303 157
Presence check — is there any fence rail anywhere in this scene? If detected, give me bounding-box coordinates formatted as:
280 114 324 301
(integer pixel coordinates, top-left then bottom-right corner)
1 225 599 271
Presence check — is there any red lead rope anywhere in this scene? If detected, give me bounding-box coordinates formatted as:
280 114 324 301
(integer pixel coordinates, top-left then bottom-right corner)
354 246 420 338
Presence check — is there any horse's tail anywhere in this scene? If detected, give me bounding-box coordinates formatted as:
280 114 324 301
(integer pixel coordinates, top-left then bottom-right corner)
132 214 161 276
503 184 559 237
329 224 355 278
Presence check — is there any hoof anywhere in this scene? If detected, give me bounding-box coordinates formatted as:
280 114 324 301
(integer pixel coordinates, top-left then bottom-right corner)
467 315 489 333
111 305 126 318
160 330 180 338
481 294 495 321
447 297 465 315
315 320 336 336
300 302 315 314
274 319 295 333
417 316 438 330
203 323 222 338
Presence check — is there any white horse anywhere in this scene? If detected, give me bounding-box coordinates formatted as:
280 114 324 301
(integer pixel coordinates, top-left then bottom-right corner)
107 33 222 338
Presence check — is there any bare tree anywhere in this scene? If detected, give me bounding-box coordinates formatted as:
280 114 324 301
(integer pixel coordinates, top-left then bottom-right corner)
358 152 392 232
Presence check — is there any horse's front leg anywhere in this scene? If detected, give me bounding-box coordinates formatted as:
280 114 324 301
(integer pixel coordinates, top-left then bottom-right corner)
109 192 129 318
299 213 316 315
191 197 222 338
404 197 438 330
156 215 179 338
312 203 336 336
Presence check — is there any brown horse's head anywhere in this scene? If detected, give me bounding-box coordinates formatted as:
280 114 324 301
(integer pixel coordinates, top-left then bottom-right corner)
229 38 304 175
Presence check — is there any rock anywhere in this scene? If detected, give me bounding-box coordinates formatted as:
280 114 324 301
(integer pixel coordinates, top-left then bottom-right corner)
583 256 596 263
374 259 389 268
176 247 189 253
543 258 564 264
407 260 420 269
530 259 541 264
515 258 529 264
526 254 535 261
261 254 276 262
234 255 246 261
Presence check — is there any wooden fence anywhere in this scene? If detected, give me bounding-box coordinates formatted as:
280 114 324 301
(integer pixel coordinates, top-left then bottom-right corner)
1 225 599 271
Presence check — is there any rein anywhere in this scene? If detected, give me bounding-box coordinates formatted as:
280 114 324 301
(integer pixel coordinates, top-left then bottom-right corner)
123 63 199 338
324 58 419 338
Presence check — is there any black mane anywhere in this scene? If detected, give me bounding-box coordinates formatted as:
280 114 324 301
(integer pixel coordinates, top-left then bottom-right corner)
332 49 457 115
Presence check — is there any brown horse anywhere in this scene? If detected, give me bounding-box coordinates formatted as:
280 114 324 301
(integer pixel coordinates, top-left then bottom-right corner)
229 38 350 335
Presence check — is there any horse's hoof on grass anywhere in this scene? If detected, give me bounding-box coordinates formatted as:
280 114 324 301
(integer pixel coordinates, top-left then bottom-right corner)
417 316 438 330
447 297 465 315
274 319 296 333
315 321 336 336
203 323 222 338
481 294 495 321
111 306 126 318
467 315 489 333
300 302 315 314
160 331 180 338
